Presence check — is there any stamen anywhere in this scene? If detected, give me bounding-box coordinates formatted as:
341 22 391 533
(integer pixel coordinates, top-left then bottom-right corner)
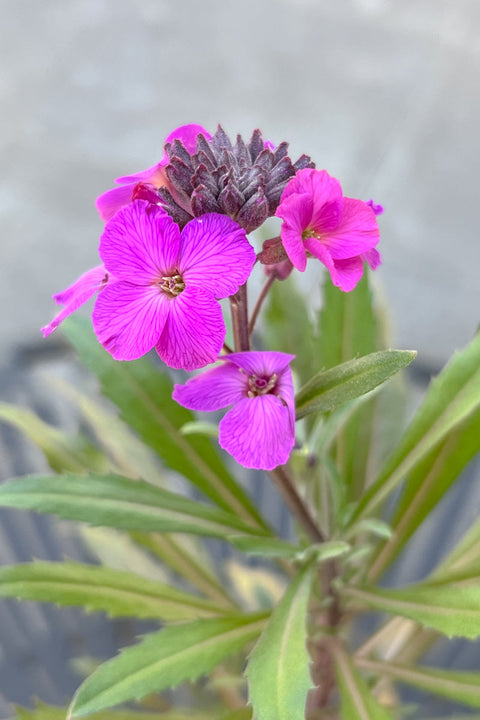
159 273 185 296
247 373 278 397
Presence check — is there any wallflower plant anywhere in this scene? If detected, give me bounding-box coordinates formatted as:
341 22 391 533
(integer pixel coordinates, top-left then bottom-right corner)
2 123 480 720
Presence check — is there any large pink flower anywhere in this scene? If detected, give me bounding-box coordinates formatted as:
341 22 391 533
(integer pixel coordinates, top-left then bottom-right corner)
275 169 381 291
92 200 255 370
96 124 210 222
173 352 296 471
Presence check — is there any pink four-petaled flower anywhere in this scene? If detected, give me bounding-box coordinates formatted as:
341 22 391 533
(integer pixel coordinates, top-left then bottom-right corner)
173 351 296 471
96 124 210 222
275 168 381 291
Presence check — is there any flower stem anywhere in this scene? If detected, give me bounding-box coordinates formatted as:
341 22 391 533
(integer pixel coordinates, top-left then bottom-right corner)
230 283 251 352
269 465 325 544
249 274 276 336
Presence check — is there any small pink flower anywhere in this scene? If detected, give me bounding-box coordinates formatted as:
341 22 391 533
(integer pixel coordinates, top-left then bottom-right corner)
96 124 211 222
173 351 296 471
41 265 113 337
92 200 256 370
275 169 381 291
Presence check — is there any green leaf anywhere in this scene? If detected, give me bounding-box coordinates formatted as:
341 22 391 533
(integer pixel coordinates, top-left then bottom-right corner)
0 473 271 540
295 540 351 563
264 276 317 387
346 584 480 639
15 701 213 720
295 350 416 420
180 421 219 438
227 535 302 558
0 402 109 474
52 380 162 486
62 316 268 531
69 613 268 716
356 657 480 709
246 563 314 720
331 639 394 720
352 330 480 525
368 403 480 581
0 561 227 620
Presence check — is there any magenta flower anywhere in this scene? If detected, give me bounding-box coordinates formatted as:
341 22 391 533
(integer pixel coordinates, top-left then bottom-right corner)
275 169 381 291
173 352 296 471
41 265 113 337
96 124 210 222
91 200 255 370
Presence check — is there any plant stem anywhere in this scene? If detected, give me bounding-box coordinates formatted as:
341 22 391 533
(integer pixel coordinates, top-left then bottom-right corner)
249 274 276 336
230 283 251 352
269 465 325 544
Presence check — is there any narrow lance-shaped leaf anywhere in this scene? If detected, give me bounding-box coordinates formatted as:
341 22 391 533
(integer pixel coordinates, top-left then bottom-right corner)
69 613 268 717
351 330 480 524
0 561 228 621
246 563 314 720
0 473 271 540
0 403 109 474
295 350 416 420
368 403 480 582
316 274 379 497
62 316 268 531
15 701 211 720
331 639 394 720
356 657 480 709
345 584 480 639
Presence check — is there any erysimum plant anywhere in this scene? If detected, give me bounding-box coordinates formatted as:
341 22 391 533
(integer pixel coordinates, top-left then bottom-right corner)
1 124 480 719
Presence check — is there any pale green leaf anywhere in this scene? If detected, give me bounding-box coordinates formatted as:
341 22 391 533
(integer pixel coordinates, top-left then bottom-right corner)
15 700 213 720
346 584 480 639
0 561 226 620
227 535 302 558
331 640 394 720
357 657 480 709
51 380 162 486
296 540 351 563
0 473 271 540
180 421 219 438
69 613 267 716
0 402 109 474
295 350 416 420
352 331 480 525
62 316 268 531
246 563 314 720
369 403 480 581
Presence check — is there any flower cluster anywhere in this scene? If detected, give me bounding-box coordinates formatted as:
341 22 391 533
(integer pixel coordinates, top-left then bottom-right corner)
43 123 382 470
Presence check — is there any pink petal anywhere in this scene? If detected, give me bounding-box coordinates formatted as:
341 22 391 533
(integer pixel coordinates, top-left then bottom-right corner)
115 162 166 185
172 362 246 411
276 193 313 272
219 395 295 470
156 286 225 371
99 201 180 283
95 184 137 222
324 198 379 259
225 351 295 378
41 265 109 337
331 255 365 292
363 247 382 270
280 168 342 209
92 281 168 361
178 214 256 297
304 237 336 276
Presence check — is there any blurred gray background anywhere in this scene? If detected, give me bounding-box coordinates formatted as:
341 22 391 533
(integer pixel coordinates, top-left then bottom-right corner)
1 0 480 715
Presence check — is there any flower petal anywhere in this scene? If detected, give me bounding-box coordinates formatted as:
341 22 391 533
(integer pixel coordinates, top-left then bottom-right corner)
178 214 256 297
172 362 246 411
363 247 382 270
156 286 225 371
280 168 342 212
99 200 180 283
331 255 365 292
92 281 168 361
276 193 313 271
225 351 295 378
115 162 166 185
41 265 109 337
324 198 379 259
219 395 295 470
95 184 137 222
164 123 211 152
